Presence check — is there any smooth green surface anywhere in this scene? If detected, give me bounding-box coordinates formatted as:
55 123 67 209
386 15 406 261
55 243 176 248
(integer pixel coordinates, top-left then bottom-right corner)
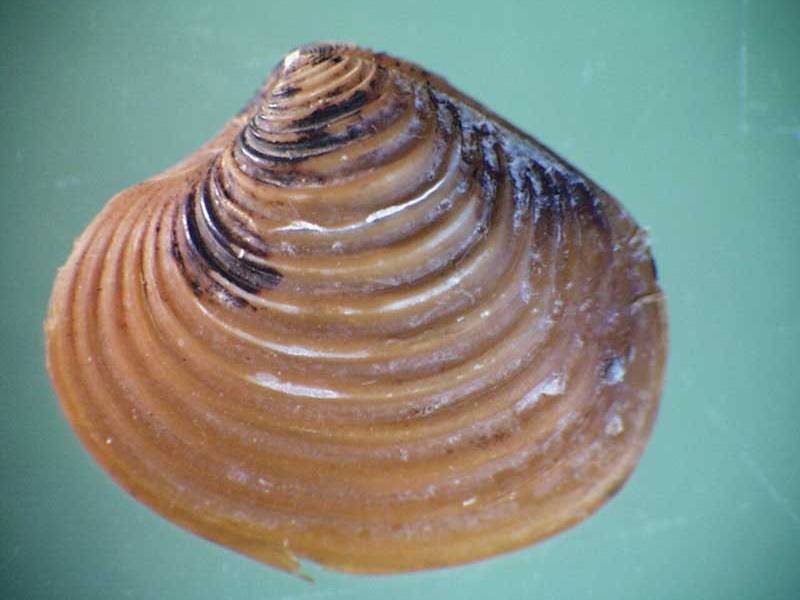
2 1 798 598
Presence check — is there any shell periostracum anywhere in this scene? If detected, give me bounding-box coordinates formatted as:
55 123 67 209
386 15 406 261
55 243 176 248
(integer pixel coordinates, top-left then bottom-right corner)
45 43 667 574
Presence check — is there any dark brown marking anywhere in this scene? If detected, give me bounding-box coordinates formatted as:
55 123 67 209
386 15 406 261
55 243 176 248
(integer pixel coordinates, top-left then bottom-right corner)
183 190 282 295
272 85 300 98
292 89 368 128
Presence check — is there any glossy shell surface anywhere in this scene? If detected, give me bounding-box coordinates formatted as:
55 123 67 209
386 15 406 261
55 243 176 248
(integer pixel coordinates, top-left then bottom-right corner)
45 43 667 574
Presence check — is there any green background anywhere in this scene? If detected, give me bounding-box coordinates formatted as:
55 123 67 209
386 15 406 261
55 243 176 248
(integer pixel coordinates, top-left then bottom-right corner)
2 1 798 598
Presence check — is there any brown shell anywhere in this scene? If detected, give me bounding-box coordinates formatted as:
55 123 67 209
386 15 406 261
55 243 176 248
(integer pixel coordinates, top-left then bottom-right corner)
45 43 667 574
